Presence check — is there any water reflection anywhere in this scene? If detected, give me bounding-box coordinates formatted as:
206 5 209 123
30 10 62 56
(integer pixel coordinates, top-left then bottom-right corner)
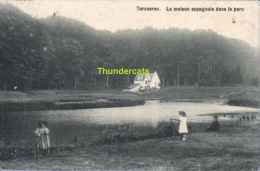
37 101 259 126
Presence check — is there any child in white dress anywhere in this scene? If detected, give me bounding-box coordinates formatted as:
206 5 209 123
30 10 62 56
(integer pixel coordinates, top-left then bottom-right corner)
178 111 188 141
34 121 50 156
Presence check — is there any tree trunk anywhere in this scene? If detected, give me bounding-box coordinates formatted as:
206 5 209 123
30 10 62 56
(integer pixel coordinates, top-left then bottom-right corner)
127 75 130 87
197 62 200 86
4 82 6 91
74 75 80 90
117 77 119 89
74 76 77 90
177 65 180 86
162 76 164 87
106 74 109 87
217 72 220 87
94 77 96 87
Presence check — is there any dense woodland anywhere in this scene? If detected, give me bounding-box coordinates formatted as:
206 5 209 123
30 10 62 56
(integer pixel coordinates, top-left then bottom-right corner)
0 4 259 90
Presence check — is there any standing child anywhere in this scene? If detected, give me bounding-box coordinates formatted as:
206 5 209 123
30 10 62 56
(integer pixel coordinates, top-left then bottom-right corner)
178 111 188 141
34 121 50 157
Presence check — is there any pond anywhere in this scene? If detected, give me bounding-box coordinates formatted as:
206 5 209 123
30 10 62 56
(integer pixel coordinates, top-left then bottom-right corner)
1 101 259 147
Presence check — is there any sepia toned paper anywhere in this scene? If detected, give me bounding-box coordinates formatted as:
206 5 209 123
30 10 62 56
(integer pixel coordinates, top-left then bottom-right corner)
0 0 259 170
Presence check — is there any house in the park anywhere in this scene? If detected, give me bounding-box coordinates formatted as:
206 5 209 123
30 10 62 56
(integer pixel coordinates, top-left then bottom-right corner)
126 71 161 92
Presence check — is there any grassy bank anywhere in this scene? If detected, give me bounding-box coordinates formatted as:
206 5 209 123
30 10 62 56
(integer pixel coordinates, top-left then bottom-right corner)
0 89 144 112
1 117 259 170
0 89 142 103
1 86 259 103
227 91 260 108
227 99 260 108
1 86 259 111
0 99 145 112
143 86 260 100
146 86 260 108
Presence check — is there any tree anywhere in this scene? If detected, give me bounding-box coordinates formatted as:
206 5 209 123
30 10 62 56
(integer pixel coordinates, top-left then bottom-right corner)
250 77 259 87
0 4 258 90
234 66 243 85
61 37 85 89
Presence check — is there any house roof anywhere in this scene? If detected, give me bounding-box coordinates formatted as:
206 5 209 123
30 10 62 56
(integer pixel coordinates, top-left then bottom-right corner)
134 74 150 81
148 73 154 79
128 83 140 89
134 71 157 81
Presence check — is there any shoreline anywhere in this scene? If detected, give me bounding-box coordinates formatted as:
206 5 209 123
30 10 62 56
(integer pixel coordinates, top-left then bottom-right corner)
0 99 146 112
0 87 259 112
1 97 259 112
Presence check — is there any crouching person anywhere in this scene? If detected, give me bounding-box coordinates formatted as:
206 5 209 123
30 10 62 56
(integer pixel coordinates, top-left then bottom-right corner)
34 121 50 158
205 115 220 132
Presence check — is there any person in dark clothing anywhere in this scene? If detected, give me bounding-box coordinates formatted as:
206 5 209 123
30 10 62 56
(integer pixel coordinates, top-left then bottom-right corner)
205 115 220 132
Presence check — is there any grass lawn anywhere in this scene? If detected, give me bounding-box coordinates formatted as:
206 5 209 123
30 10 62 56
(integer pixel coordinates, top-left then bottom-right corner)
1 86 259 103
1 119 259 171
143 86 260 100
0 89 141 103
0 89 144 111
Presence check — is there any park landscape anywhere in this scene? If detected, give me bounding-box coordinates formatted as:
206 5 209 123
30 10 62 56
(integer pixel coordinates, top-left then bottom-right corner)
0 86 259 170
0 1 260 170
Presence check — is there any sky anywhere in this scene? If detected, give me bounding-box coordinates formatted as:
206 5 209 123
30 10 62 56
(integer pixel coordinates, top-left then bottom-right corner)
3 0 260 48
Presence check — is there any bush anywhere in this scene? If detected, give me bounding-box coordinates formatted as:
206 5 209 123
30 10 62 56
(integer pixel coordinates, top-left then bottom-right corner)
250 77 259 87
227 99 259 108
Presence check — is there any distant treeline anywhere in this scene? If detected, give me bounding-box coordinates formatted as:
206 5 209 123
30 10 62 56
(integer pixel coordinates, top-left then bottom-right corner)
0 4 259 90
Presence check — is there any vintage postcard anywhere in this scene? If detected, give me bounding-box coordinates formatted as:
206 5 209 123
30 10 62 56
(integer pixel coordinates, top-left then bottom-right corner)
0 0 259 170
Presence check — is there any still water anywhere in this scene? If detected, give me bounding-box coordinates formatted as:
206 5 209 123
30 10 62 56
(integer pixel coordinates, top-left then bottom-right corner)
2 101 259 146
30 101 258 125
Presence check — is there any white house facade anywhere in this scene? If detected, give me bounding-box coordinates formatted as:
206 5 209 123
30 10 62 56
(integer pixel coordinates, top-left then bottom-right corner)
126 71 161 92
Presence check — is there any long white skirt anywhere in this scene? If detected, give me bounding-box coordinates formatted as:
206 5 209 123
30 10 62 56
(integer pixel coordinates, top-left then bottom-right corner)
179 117 188 133
40 133 50 149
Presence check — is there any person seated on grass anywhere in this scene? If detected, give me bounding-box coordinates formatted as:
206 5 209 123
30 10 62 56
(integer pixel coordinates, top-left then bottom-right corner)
205 115 220 132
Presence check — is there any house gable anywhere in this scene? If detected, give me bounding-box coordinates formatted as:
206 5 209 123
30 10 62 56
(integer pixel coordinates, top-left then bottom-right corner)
150 71 161 88
132 71 160 89
134 74 151 82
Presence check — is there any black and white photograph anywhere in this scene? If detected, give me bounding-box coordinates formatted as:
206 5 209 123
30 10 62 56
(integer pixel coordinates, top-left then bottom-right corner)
0 0 259 170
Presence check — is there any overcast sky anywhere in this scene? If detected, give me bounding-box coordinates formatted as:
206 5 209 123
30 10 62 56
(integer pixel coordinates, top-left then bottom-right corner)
4 0 260 48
